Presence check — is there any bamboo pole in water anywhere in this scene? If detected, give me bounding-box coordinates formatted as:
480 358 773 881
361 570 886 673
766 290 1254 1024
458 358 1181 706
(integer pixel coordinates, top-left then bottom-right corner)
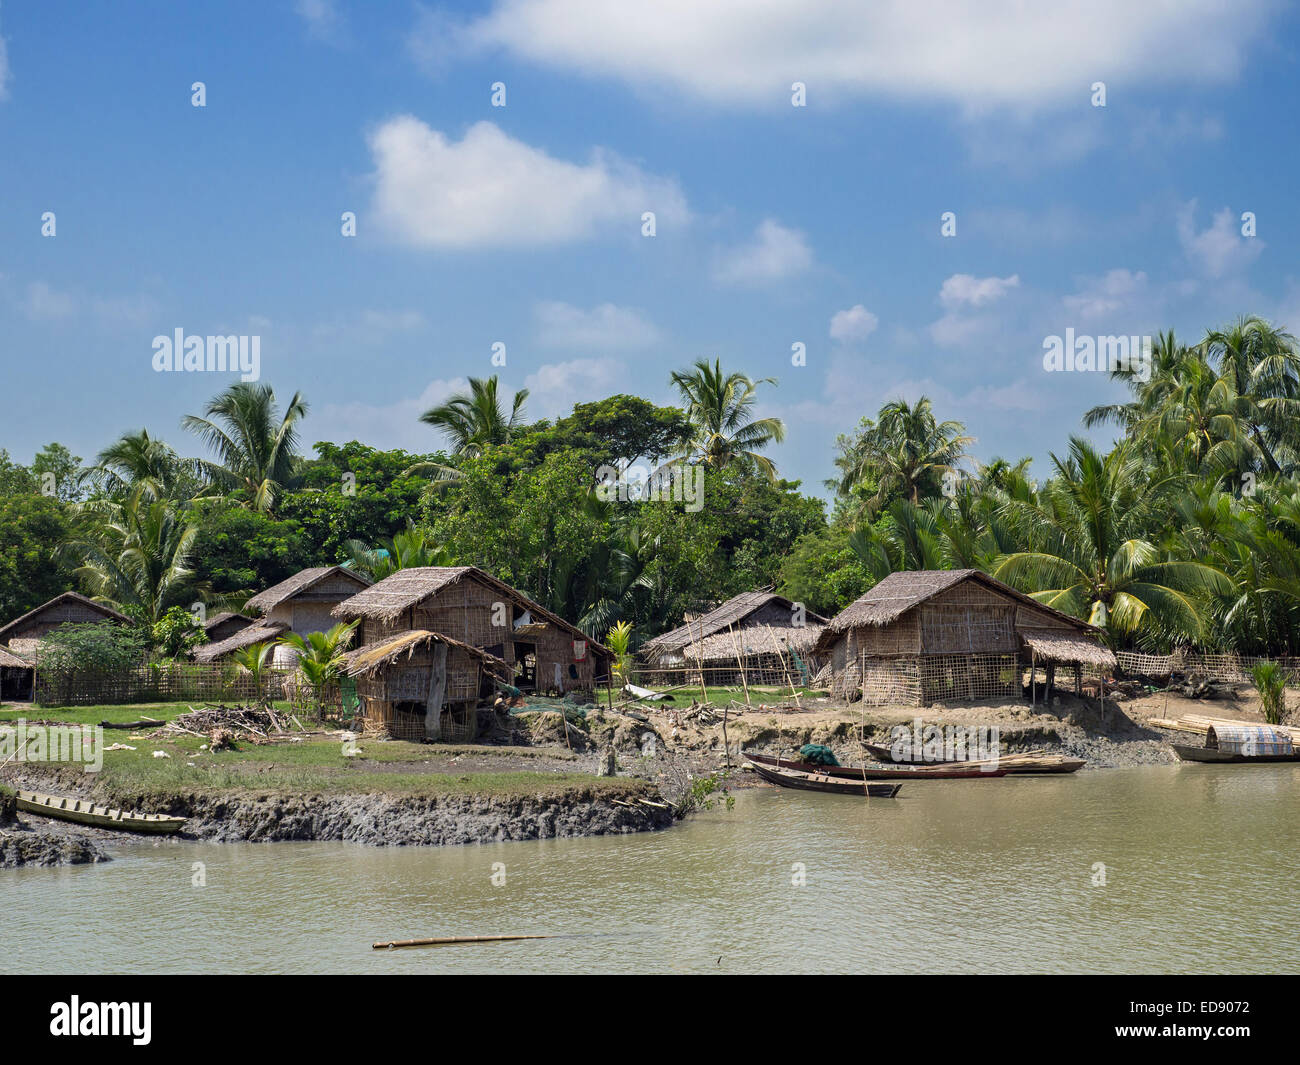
373 934 553 950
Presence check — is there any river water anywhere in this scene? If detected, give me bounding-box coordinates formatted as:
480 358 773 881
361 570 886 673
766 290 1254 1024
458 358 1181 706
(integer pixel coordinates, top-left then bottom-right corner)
4 766 1297 974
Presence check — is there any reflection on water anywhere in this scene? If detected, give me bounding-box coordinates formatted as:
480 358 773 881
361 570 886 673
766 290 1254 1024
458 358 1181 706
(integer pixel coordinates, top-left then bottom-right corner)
4 766 1298 974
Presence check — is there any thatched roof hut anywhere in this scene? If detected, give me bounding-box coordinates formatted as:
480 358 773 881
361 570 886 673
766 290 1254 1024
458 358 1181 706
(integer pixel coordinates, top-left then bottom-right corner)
202 611 253 643
333 566 612 694
344 629 509 742
0 645 30 669
193 621 289 663
642 591 827 663
816 569 1114 705
0 592 133 659
245 565 371 617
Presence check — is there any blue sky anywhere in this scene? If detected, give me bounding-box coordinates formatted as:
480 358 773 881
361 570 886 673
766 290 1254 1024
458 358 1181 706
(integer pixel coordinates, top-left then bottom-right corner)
2 0 1299 498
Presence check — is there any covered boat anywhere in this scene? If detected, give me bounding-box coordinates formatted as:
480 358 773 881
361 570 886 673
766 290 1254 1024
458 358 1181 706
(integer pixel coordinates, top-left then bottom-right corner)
1173 723 1300 764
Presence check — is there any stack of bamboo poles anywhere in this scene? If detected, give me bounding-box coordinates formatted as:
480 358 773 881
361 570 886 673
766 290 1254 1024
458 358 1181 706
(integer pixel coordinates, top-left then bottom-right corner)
1149 712 1300 742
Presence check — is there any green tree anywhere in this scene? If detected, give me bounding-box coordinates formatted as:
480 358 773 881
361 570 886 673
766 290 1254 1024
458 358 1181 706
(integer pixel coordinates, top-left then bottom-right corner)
183 382 308 512
668 358 786 480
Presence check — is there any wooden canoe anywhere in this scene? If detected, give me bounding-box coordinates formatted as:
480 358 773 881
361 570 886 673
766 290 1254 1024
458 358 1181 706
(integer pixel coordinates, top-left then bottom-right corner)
745 751 1007 780
15 789 187 835
864 743 1083 774
746 759 902 797
1172 744 1300 764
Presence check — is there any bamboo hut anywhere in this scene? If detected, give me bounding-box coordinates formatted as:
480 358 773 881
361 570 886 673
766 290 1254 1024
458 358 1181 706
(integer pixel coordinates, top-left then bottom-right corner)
201 611 253 643
193 621 289 663
640 591 827 686
344 630 508 741
332 567 613 695
815 569 1115 706
0 644 33 701
0 592 132 661
239 566 371 666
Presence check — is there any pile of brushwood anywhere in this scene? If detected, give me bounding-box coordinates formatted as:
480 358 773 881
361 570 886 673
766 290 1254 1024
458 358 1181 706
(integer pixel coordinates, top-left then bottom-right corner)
162 704 289 747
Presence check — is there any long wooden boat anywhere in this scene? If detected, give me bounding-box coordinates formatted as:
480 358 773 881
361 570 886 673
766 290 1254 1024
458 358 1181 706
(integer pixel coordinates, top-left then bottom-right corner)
745 751 1007 780
746 759 902 797
863 743 1083 774
1172 744 1300 764
15 789 187 835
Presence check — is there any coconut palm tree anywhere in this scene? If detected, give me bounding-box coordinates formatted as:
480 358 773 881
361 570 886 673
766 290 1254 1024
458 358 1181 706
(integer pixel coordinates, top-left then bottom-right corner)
836 397 972 514
231 642 276 708
343 526 455 582
60 488 201 625
82 429 202 502
409 376 530 483
182 383 308 512
278 621 359 720
993 437 1230 639
668 358 786 481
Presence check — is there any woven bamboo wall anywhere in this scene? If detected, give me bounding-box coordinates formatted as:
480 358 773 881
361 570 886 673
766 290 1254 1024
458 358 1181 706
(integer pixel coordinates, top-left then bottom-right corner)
856 615 921 655
918 603 1016 654
6 602 119 642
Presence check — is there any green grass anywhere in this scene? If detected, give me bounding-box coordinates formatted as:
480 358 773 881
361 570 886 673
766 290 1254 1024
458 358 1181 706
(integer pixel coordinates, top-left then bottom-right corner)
0 700 299 726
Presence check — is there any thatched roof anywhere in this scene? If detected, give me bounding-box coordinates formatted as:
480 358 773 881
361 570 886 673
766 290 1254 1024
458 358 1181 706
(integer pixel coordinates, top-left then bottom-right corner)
193 621 288 662
332 566 612 656
822 570 1098 635
0 645 30 669
1020 630 1117 669
202 611 252 632
672 623 826 664
642 591 828 659
344 629 508 679
0 591 132 642
245 566 371 615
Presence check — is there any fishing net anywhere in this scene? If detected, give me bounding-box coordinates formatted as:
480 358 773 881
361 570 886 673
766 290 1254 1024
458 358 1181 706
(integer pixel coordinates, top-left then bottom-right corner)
799 743 839 766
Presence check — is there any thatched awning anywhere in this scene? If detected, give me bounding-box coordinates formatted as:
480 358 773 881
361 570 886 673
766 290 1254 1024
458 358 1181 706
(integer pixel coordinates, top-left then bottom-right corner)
344 629 507 678
0 645 30 669
642 591 828 659
0 591 132 642
245 566 371 615
193 621 289 662
332 566 612 656
668 623 825 664
1020 630 1116 670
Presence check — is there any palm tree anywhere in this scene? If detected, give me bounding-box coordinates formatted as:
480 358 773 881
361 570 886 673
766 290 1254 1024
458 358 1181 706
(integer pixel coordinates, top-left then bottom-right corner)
837 397 972 514
231 642 276 708
994 437 1230 639
343 526 455 582
668 358 786 480
278 621 359 720
182 383 308 512
82 429 201 501
60 488 201 625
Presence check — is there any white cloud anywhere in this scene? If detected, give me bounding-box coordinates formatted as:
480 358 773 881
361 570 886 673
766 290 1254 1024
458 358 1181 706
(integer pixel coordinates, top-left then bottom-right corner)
939 273 1020 309
444 0 1274 109
1177 202 1263 279
316 377 468 453
1063 269 1149 319
534 301 660 350
367 117 687 249
712 219 812 286
295 0 345 43
829 304 878 343
24 281 75 320
523 357 622 417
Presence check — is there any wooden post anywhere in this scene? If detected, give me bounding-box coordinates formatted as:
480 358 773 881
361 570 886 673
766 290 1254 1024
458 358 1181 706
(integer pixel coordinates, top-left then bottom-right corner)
728 624 751 706
1031 652 1036 708
692 617 708 706
721 702 732 769
765 624 802 708
424 641 448 741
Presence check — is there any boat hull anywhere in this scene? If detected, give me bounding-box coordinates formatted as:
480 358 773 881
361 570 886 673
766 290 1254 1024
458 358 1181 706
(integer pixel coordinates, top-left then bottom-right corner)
15 790 186 835
864 743 1083 774
1172 744 1300 764
745 751 1006 780
746 759 902 797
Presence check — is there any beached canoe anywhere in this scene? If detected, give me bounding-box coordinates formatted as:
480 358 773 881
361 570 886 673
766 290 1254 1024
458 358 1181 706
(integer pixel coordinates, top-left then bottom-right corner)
745 750 1006 780
14 789 187 835
1172 744 1300 764
746 759 902 797
1173 723 1300 765
863 743 1083 773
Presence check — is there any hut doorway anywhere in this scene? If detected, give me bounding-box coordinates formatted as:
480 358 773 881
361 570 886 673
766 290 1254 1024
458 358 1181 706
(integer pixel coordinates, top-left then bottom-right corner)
1 665 34 701
513 642 537 690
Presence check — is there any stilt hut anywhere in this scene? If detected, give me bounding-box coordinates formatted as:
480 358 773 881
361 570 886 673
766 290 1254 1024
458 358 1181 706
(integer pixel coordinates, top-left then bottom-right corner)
0 592 132 661
344 630 508 742
641 591 828 686
332 567 613 695
815 569 1114 706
